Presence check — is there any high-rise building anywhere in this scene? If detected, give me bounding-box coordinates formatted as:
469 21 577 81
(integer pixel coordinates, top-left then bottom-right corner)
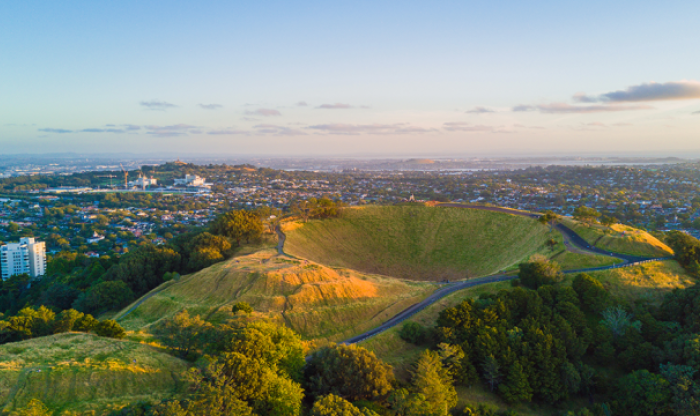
0 237 46 280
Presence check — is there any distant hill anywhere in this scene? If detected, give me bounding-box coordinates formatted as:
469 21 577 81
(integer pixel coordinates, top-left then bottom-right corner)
116 249 433 340
284 205 551 281
0 333 187 415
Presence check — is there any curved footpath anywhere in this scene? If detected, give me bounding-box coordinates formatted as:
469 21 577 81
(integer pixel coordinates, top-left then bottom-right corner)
340 204 671 344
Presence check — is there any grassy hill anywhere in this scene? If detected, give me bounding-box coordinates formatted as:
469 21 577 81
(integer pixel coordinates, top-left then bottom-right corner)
284 205 552 281
0 333 187 415
116 249 433 341
560 217 673 258
360 259 693 415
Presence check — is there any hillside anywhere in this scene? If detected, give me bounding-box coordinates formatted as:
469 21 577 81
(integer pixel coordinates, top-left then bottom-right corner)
116 249 433 341
0 333 187 415
283 205 552 281
560 217 673 258
360 259 693 415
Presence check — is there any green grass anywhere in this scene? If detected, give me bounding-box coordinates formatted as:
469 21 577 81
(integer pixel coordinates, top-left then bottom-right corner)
116 249 434 341
284 205 553 281
560 217 673 258
0 333 188 415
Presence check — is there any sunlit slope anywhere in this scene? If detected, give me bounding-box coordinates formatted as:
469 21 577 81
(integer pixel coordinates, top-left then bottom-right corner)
116 249 432 341
560 217 673 258
284 205 551 281
0 333 187 415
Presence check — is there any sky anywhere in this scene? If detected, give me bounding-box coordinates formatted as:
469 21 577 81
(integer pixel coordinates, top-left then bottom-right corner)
1 1 699 157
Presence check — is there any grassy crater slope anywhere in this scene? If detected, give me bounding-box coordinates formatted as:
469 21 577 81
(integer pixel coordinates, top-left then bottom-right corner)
284 205 551 281
0 333 187 415
116 249 433 341
560 217 673 258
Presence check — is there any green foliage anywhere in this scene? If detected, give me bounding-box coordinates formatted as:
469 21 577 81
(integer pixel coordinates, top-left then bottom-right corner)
310 394 379 416
94 319 126 339
572 273 610 313
666 230 700 276
615 370 670 416
573 206 601 223
231 301 254 314
305 344 395 401
102 244 181 299
151 310 211 359
399 321 427 344
73 280 135 315
600 306 641 337
211 210 263 245
518 256 563 289
410 350 457 415
498 360 532 403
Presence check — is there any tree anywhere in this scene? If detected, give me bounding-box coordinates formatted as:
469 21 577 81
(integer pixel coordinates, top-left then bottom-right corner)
399 321 427 344
310 394 379 416
211 210 263 245
54 309 86 333
660 364 700 416
572 273 610 313
232 302 254 314
305 344 395 401
73 280 135 314
600 306 641 337
14 399 52 416
93 319 126 339
481 355 501 392
498 360 532 403
573 206 601 223
255 373 305 416
518 256 563 289
616 370 670 416
411 350 458 415
152 310 211 358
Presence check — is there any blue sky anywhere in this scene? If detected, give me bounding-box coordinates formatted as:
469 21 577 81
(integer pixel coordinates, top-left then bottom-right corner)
2 1 699 156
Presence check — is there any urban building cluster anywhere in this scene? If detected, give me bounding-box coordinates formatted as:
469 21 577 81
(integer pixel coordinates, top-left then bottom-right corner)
0 237 46 280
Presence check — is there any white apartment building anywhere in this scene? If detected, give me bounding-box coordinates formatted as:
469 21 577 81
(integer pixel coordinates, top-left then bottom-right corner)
0 237 46 280
129 176 158 188
174 174 206 187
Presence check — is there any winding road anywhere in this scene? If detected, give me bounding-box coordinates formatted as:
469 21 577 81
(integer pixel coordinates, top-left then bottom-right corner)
337 204 672 344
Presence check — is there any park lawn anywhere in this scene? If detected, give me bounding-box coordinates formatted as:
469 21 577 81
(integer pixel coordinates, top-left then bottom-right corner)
284 205 551 281
560 217 673 258
0 333 188 415
115 249 434 341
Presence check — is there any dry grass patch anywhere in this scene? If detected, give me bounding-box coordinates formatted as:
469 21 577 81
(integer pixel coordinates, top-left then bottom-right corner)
0 333 187 415
117 249 434 341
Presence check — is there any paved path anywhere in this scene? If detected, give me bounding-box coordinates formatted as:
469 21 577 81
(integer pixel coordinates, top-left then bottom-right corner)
340 204 670 344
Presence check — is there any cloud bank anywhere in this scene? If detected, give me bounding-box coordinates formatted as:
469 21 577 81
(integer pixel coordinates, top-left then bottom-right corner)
465 106 495 114
140 100 177 110
512 102 652 113
38 128 72 133
575 80 700 103
317 103 353 109
198 103 223 110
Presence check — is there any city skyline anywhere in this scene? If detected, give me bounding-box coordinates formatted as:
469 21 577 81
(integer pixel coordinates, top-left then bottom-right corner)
2 1 699 156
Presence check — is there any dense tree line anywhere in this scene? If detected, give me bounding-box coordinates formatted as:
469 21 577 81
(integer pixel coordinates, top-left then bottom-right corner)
0 209 265 344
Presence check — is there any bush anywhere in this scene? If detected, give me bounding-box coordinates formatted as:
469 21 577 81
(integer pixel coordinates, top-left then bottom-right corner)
232 302 254 314
93 319 126 339
398 321 427 344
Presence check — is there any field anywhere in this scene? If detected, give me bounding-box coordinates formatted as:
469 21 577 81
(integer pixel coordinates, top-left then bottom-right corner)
560 217 673 258
0 333 187 415
284 205 552 281
116 249 434 341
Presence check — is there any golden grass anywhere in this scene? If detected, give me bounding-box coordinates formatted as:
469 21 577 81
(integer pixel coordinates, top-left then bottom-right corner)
575 260 694 304
560 217 673 258
117 249 434 341
0 333 188 415
284 205 552 281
